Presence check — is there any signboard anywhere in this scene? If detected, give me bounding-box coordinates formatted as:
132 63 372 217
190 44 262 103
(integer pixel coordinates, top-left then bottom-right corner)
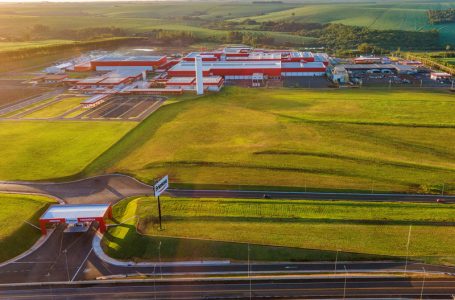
154 175 169 197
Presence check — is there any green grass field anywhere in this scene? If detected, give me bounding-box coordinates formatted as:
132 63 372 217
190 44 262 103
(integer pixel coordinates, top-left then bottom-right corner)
23 96 86 119
0 1 452 48
90 87 455 194
103 196 455 264
0 193 55 262
442 58 455 66
0 40 74 53
233 1 455 45
0 121 135 181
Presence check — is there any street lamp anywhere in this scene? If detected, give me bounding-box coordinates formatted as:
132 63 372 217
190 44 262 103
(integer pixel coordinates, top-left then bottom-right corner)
343 265 348 299
420 267 426 300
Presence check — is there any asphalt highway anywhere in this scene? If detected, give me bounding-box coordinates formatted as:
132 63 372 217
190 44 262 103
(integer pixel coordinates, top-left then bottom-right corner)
2 278 455 299
168 188 455 203
1 174 454 205
1 227 454 285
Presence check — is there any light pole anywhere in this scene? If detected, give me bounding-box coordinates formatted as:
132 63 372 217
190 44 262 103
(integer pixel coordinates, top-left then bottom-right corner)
64 249 69 282
343 265 348 299
404 225 412 274
158 241 163 279
420 267 426 300
334 249 340 274
248 243 252 300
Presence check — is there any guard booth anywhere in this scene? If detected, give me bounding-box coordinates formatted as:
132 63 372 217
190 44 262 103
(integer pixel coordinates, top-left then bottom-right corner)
39 204 112 235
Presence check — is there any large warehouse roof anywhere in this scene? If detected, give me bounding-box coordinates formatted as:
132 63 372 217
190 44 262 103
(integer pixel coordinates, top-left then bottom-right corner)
40 204 111 220
170 61 282 72
93 55 166 62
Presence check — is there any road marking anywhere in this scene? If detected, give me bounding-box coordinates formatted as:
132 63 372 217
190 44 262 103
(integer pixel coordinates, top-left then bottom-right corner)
71 248 93 282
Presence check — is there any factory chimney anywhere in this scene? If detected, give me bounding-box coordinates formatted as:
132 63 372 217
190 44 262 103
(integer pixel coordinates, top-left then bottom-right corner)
195 55 204 95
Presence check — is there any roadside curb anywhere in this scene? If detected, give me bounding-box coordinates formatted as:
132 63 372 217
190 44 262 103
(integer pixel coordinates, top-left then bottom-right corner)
92 232 230 267
0 228 55 268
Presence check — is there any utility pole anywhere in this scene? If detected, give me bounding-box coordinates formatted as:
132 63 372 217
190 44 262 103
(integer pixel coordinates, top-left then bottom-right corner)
404 225 412 274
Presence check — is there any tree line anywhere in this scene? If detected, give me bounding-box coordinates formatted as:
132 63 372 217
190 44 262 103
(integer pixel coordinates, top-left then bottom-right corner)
0 37 142 63
257 21 441 50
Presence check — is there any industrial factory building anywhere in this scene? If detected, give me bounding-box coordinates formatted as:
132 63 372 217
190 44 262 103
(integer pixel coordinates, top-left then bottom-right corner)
56 46 331 96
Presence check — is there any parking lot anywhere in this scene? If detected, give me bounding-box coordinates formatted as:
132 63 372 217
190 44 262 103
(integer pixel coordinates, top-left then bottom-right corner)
71 95 166 121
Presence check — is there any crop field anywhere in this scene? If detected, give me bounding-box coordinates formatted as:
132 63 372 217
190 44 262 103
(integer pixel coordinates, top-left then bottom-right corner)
0 40 74 53
103 196 455 264
442 58 455 65
97 87 455 194
0 121 135 181
234 1 455 45
0 193 55 262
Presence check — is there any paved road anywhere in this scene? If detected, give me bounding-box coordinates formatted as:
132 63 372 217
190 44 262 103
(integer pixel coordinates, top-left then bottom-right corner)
0 88 65 116
1 174 454 205
1 278 455 299
167 188 455 203
0 174 154 204
1 227 454 285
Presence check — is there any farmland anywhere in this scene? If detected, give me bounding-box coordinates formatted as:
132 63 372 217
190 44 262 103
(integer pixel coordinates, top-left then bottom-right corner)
103 196 455 265
0 0 453 49
0 121 135 181
0 194 55 263
97 87 455 194
234 1 455 45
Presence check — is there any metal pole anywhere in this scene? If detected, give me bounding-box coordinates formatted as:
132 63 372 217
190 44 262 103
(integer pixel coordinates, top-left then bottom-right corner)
343 265 348 299
158 241 163 280
404 225 412 274
420 267 426 300
157 195 162 230
442 183 445 196
248 244 252 300
153 263 157 300
334 249 339 273
64 250 69 282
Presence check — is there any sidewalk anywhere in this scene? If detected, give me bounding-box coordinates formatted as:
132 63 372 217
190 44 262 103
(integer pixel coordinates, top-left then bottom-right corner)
92 231 230 267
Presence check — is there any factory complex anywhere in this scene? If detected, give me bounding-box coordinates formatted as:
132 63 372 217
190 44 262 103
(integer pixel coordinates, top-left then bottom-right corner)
41 46 330 99
35 45 454 111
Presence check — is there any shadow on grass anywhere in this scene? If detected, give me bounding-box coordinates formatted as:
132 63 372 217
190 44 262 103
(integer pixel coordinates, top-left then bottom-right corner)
0 205 49 263
101 222 398 263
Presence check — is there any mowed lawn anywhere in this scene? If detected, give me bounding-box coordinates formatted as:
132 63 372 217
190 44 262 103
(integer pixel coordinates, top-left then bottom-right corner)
0 121 135 180
24 96 86 119
0 193 55 262
103 197 455 264
105 87 455 194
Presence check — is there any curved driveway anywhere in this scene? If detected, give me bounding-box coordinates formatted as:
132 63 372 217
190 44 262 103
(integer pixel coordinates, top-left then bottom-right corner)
0 174 154 204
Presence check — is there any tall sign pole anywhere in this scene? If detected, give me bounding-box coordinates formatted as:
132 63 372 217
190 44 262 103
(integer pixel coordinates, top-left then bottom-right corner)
154 175 169 231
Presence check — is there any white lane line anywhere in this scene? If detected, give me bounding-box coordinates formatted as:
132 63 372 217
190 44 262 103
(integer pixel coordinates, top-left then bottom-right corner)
71 248 93 282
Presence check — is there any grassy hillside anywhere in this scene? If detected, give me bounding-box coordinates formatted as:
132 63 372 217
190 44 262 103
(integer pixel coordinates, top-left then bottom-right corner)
95 87 455 194
0 193 56 262
0 121 135 181
103 196 455 264
234 2 455 45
